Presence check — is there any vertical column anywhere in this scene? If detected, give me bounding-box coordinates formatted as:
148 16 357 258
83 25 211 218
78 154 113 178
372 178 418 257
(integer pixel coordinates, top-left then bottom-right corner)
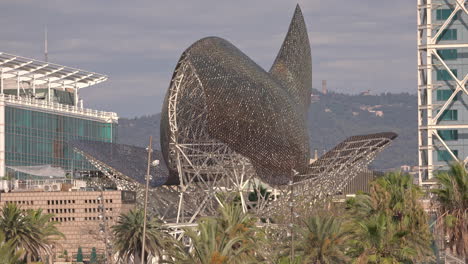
74 86 79 107
32 75 36 96
0 68 3 94
426 0 434 179
0 97 5 178
16 72 20 97
417 0 424 184
47 79 51 103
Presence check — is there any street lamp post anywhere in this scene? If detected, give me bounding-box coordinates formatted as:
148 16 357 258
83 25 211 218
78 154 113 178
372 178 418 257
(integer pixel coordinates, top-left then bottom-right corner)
289 169 298 263
141 136 154 264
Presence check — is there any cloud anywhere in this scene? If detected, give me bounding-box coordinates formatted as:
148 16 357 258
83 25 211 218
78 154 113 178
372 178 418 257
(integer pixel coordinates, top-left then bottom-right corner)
0 0 414 117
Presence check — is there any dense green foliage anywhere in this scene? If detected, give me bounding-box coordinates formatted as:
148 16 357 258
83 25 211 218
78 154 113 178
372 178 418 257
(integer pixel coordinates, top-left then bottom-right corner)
0 203 62 263
76 246 83 262
90 247 98 264
432 162 467 259
178 201 265 264
0 170 456 263
345 172 434 263
112 208 175 263
296 215 351 263
0 231 23 264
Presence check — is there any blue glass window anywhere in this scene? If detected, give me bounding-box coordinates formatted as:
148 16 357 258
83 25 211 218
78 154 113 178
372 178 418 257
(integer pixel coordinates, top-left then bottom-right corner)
437 69 457 81
438 130 458 141
436 9 458 20
437 150 458 162
437 89 457 101
438 109 458 121
438 29 457 41
438 49 457 60
5 106 117 177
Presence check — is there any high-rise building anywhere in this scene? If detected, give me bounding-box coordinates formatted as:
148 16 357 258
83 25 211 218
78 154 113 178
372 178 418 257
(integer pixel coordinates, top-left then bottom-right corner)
417 1 468 183
0 52 118 178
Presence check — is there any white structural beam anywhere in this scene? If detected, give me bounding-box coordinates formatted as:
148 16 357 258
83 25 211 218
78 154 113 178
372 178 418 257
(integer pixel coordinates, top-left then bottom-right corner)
0 52 107 90
417 0 468 185
0 98 5 178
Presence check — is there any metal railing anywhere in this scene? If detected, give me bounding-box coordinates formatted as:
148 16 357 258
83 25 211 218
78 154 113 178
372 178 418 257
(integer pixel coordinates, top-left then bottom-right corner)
0 94 118 122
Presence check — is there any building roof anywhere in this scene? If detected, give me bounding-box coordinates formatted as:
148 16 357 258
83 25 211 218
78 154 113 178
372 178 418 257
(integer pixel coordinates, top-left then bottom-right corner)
0 52 107 89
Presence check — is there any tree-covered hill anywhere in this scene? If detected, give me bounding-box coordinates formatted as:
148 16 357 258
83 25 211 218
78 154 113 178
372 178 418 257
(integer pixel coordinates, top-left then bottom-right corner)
118 91 417 170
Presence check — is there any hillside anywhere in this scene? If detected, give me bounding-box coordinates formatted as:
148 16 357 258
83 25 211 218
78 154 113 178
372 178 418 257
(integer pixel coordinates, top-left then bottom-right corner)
118 91 417 170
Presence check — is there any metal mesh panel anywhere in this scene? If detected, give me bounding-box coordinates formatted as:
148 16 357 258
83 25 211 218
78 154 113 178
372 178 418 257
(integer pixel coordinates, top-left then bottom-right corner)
71 5 399 224
160 5 311 186
69 141 169 187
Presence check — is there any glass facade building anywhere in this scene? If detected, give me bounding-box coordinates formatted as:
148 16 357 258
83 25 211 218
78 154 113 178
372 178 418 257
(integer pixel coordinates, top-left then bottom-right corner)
417 1 468 181
5 106 116 172
430 1 468 173
0 52 118 178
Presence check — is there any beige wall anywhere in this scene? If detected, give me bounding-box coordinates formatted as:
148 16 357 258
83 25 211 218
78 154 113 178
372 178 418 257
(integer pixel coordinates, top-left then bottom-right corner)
0 190 135 260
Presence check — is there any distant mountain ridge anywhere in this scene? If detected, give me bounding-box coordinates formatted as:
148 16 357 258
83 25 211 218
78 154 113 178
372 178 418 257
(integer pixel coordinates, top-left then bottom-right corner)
118 91 417 170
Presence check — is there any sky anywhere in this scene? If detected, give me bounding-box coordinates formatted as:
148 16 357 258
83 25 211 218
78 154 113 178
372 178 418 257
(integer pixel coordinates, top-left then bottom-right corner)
1 0 414 118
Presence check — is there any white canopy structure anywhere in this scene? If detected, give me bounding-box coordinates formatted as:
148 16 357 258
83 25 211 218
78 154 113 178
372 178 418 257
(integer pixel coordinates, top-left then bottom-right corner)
0 52 107 90
7 165 66 178
0 52 108 106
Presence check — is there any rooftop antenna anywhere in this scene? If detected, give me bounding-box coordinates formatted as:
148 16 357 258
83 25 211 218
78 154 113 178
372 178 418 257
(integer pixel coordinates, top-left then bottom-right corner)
44 26 48 62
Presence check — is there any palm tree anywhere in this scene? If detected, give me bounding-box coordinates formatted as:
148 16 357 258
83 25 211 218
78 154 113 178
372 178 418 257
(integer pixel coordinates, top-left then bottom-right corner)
431 162 467 259
0 231 23 264
26 208 63 260
346 172 434 263
179 201 264 264
350 212 421 264
0 203 62 263
296 215 351 264
112 208 175 263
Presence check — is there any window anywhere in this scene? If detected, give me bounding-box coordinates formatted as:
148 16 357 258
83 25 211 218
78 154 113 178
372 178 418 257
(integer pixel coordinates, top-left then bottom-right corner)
437 150 458 161
438 49 457 60
438 130 458 140
438 109 458 121
438 29 457 41
437 69 457 81
437 89 457 101
437 9 458 20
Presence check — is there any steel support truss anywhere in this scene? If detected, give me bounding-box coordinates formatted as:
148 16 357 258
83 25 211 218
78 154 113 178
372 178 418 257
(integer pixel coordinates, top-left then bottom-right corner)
263 134 394 222
72 147 182 220
167 57 258 223
417 0 468 184
166 55 397 223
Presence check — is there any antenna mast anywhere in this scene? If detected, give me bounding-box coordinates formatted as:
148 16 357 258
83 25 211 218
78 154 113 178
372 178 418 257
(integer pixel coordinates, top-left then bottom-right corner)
44 26 48 62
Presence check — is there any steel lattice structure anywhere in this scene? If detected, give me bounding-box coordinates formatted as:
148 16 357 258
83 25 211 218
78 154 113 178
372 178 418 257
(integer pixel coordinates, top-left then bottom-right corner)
70 5 398 224
158 5 397 223
417 0 468 184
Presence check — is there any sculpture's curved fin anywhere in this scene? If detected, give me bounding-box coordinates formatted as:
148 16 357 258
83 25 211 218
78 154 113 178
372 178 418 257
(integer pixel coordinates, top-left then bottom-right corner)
269 4 312 114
